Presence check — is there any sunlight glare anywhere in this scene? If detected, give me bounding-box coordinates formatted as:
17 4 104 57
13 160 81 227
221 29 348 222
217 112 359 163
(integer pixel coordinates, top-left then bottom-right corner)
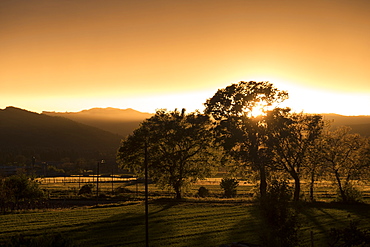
249 104 266 118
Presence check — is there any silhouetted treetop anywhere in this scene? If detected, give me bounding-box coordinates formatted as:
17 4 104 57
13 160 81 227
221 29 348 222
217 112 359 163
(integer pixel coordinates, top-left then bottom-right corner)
204 81 288 120
204 81 289 200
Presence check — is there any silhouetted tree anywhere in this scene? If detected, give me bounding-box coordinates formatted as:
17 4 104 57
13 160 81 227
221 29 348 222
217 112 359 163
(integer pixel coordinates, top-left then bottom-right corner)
305 137 327 202
117 109 221 199
204 81 288 200
220 178 239 198
319 126 369 203
265 109 324 201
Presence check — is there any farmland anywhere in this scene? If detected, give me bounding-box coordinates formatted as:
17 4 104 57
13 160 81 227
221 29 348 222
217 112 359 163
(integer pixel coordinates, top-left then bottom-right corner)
37 176 370 203
1 198 370 246
1 179 370 246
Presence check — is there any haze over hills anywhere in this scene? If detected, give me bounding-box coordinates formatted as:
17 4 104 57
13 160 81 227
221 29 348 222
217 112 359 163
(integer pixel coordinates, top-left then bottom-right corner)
1 107 369 156
45 108 370 137
322 114 370 137
0 107 122 162
43 107 153 137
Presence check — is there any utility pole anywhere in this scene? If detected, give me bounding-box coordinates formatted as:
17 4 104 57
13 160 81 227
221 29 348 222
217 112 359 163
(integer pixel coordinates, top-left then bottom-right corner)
31 156 36 177
96 160 105 198
96 161 99 198
111 162 114 194
144 141 149 247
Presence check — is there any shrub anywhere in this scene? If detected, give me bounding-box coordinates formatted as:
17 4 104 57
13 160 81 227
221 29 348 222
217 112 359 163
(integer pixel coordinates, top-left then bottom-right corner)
0 175 45 212
78 184 94 195
220 178 239 198
336 184 364 204
114 186 133 194
197 186 210 198
328 220 370 246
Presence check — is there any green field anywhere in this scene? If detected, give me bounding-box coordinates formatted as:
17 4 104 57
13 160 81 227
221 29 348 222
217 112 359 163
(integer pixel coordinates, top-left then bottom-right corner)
1 199 370 246
38 178 370 203
2 179 370 246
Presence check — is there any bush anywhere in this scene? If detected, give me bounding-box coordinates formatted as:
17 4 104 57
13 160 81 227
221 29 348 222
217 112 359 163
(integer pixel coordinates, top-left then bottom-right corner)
328 220 370 246
0 175 45 212
197 186 210 198
220 178 239 198
114 186 133 194
78 184 94 195
337 184 364 204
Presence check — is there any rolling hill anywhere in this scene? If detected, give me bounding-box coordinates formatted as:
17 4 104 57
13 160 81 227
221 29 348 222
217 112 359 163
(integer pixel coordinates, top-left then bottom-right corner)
0 107 123 160
322 114 370 136
43 107 153 137
43 109 370 137
1 107 368 157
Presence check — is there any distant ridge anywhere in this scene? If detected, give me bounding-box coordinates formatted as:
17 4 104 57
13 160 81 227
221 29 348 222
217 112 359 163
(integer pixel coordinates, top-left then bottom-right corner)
43 107 153 137
3 107 369 140
43 107 151 120
322 113 370 136
0 106 122 153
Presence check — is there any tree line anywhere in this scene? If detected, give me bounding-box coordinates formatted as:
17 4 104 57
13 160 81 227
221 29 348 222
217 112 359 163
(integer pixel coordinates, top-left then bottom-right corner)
118 81 370 202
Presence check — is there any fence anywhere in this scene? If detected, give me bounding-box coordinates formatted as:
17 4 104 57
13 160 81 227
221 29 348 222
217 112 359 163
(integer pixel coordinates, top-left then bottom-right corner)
39 176 136 184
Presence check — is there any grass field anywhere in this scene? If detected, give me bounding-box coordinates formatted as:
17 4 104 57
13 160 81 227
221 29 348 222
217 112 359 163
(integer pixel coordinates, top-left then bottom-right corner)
1 199 370 246
1 179 370 246
38 178 370 204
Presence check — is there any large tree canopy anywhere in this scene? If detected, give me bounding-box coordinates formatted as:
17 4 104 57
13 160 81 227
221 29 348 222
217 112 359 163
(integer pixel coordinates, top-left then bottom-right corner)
205 81 288 120
117 109 221 199
204 81 288 199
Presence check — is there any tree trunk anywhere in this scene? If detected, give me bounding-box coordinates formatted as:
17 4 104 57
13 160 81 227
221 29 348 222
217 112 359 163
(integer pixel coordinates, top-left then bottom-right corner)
259 164 267 201
309 169 315 202
334 170 346 202
292 173 301 202
174 181 182 200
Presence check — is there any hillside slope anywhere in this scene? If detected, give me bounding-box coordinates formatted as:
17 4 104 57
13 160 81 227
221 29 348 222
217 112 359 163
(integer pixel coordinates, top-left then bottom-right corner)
0 107 122 153
43 110 370 137
43 107 153 137
322 114 370 136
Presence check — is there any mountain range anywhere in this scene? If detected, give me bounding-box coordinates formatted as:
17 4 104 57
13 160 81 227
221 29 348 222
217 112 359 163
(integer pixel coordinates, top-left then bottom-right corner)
44 109 370 137
43 107 153 137
0 107 123 163
321 114 370 137
0 107 369 164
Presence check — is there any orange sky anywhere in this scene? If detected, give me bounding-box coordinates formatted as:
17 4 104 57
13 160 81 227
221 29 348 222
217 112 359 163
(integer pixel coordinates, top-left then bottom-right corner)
1 0 369 115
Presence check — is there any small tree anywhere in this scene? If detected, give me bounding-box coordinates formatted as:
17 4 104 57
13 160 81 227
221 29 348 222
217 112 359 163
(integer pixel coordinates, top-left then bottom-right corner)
265 109 324 201
304 136 328 202
320 126 369 203
220 178 239 198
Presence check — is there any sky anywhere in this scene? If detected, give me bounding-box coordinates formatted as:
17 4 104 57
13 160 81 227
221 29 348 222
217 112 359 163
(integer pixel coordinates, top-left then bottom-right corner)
1 0 369 115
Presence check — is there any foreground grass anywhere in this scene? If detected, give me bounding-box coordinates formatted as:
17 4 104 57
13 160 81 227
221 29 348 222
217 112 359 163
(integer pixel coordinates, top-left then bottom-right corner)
0 200 261 246
1 200 370 246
